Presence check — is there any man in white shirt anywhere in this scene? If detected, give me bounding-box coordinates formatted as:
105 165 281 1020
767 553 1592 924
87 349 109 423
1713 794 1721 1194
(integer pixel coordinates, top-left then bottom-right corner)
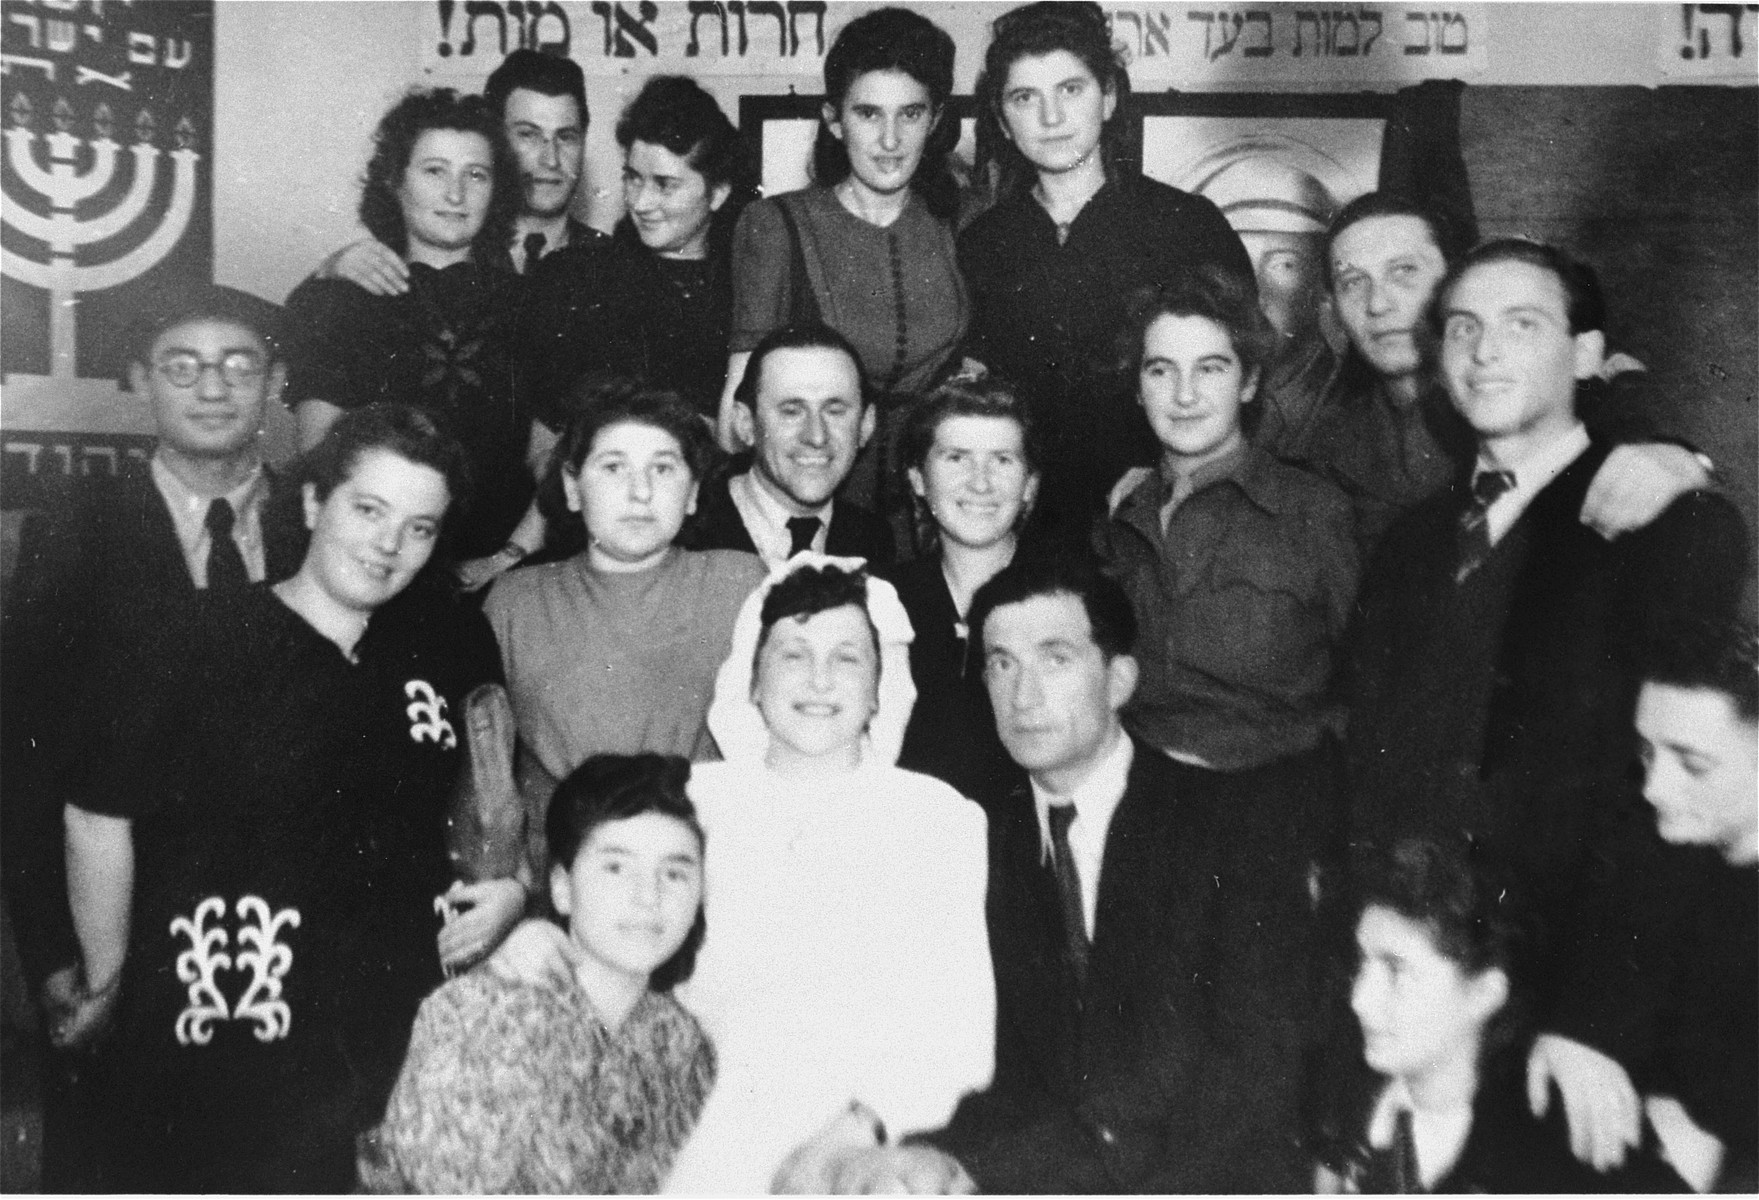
684 324 894 567
800 556 1324 1193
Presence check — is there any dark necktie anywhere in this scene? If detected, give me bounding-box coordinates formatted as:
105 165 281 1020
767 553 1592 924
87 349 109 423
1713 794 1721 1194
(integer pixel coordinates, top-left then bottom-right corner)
521 232 546 274
1046 802 1089 990
1370 1106 1422 1193
1455 469 1516 583
786 516 821 558
204 498 249 591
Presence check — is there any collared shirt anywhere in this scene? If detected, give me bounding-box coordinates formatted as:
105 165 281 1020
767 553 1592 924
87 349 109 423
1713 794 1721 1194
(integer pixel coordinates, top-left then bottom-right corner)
150 452 269 588
728 469 832 566
1160 439 1250 530
1476 421 1590 545
1367 1079 1475 1191
1030 728 1133 937
1100 441 1359 771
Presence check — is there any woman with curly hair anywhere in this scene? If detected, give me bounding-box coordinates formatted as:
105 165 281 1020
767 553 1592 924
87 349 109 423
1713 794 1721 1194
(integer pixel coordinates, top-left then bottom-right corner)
283 88 548 591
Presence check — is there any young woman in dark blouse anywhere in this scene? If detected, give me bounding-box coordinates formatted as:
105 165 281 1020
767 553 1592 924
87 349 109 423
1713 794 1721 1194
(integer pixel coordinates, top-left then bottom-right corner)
283 89 547 591
960 2 1252 528
59 406 513 1192
520 75 755 424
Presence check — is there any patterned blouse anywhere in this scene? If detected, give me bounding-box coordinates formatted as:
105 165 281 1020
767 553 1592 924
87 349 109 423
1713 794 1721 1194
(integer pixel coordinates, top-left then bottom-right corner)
360 969 715 1194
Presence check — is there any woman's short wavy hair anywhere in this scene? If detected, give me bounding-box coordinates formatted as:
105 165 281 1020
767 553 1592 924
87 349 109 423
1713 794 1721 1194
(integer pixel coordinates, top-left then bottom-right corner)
1115 264 1279 386
358 88 521 266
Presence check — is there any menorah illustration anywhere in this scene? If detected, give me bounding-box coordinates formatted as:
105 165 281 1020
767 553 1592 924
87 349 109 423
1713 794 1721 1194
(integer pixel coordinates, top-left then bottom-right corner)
2 94 201 400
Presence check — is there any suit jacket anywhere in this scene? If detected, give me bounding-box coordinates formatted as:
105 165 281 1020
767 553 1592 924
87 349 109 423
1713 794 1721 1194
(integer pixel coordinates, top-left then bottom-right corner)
679 459 894 567
1345 439 1747 970
926 736 1320 1193
0 465 306 983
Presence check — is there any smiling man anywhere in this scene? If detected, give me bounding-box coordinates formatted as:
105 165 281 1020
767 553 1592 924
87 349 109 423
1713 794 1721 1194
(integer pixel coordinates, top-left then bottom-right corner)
1257 192 1714 556
683 324 893 567
1345 239 1747 1003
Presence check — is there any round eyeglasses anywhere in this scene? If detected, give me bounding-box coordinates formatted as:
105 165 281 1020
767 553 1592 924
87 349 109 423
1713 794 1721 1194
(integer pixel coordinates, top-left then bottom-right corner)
154 350 268 388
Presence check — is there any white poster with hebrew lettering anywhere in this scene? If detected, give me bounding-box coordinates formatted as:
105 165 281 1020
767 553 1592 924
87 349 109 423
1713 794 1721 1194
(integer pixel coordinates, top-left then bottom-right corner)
1112 3 1487 84
421 0 848 76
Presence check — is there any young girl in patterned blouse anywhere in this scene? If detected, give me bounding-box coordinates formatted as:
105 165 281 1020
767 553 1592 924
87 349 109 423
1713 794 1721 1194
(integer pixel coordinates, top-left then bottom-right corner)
358 753 716 1193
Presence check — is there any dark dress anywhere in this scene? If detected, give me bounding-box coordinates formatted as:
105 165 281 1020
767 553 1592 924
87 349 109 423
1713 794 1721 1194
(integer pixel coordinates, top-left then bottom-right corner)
79 584 502 1193
878 555 1024 807
282 263 533 559
959 174 1252 528
520 219 733 423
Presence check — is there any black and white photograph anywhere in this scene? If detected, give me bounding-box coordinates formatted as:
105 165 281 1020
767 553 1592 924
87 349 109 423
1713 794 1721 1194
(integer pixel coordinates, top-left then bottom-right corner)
1 1 1753 1193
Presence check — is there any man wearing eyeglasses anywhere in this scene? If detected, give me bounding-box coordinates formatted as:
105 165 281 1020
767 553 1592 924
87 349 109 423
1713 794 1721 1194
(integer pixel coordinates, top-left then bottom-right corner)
0 282 307 1189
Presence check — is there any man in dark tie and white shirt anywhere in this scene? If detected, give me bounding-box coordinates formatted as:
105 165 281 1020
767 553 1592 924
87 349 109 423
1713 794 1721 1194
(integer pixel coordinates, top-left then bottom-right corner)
1344 238 1747 985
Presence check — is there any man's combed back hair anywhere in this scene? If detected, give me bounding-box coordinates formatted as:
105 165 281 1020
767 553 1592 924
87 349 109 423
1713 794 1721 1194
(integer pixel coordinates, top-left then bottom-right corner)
1641 616 1759 724
1430 237 1607 336
968 554 1138 663
545 752 705 991
484 48 587 126
1322 191 1475 291
733 323 867 413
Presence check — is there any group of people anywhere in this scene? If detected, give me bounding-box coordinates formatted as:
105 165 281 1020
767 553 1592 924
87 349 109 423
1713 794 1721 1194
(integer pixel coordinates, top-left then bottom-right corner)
2 1 1752 1194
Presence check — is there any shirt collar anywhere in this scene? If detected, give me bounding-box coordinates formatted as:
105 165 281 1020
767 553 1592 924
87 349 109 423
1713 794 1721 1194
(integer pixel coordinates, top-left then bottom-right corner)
1119 441 1289 534
731 468 833 564
1030 726 1133 862
1366 1078 1476 1190
150 450 266 525
1474 420 1590 542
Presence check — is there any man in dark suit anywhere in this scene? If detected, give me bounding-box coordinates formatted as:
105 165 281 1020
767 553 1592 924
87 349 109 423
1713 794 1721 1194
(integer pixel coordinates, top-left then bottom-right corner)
800 557 1319 1193
682 323 893 568
1345 239 1747 977
0 283 305 1187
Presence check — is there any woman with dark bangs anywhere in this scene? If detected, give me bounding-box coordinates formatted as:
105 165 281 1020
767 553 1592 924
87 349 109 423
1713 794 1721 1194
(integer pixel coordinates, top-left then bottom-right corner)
1311 838 1601 1193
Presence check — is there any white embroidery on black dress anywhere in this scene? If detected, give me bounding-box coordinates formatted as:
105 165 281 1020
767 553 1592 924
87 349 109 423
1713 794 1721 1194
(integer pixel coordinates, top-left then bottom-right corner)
171 896 231 1046
170 894 302 1045
233 895 300 1042
405 679 457 748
